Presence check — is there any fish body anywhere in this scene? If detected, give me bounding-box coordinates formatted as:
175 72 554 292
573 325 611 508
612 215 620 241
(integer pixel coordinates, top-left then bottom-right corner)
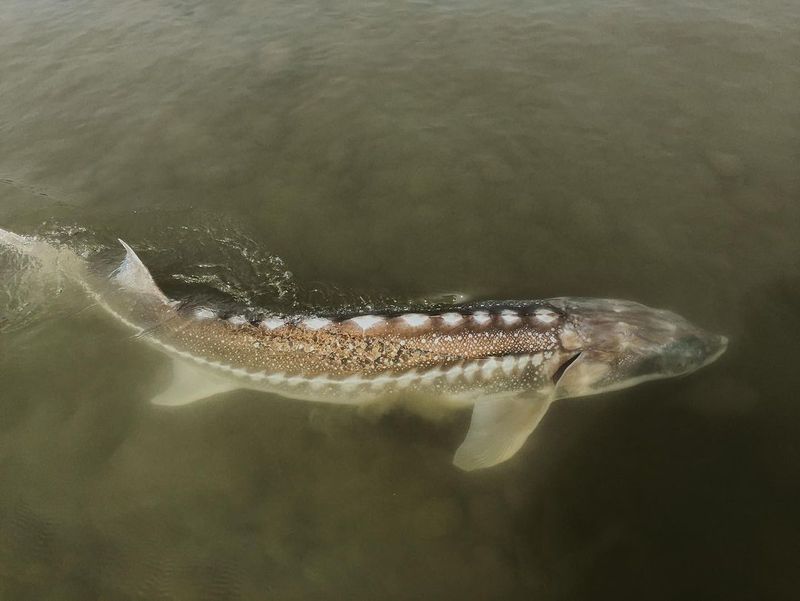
137 300 577 407
0 229 728 470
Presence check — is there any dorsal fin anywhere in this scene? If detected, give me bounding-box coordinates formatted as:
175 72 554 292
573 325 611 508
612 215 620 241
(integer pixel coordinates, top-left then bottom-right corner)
113 239 168 302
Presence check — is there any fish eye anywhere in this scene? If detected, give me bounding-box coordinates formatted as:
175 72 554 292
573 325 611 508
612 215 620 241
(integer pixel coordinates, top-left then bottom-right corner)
552 352 582 384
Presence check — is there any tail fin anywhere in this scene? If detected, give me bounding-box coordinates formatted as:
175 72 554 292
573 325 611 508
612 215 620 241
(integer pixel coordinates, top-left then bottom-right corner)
0 228 83 331
0 226 90 278
0 227 68 269
1 229 168 301
0 227 35 254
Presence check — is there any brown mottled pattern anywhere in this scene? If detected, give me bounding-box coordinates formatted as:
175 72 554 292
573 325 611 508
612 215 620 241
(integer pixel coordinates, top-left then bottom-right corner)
150 306 567 378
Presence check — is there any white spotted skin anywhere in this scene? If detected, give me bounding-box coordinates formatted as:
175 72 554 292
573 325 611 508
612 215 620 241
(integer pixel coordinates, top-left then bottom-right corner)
260 317 285 330
445 364 463 382
481 357 499 377
348 315 384 331
302 317 332 331
471 311 491 325
234 350 565 406
463 362 480 381
500 310 521 325
440 312 464 326
137 306 570 406
534 309 557 324
400 313 429 327
194 307 216 320
91 285 578 407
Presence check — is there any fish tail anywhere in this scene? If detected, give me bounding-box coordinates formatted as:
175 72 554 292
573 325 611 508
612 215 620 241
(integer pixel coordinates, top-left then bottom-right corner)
0 226 86 284
0 226 35 254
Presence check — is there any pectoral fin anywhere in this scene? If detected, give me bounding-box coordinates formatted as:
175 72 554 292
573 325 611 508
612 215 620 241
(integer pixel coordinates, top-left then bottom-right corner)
150 358 241 406
453 393 553 471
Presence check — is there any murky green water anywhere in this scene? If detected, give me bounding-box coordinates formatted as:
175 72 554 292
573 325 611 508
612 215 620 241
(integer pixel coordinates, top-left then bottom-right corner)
1 0 799 599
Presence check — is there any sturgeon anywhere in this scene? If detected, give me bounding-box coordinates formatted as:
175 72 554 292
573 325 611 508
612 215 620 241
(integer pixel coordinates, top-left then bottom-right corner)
0 229 727 470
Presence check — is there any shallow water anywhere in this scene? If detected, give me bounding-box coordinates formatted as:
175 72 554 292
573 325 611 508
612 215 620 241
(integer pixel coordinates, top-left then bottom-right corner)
1 0 799 599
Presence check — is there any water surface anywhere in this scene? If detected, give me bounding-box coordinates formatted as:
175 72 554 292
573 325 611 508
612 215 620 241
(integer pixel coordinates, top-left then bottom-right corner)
1 0 799 599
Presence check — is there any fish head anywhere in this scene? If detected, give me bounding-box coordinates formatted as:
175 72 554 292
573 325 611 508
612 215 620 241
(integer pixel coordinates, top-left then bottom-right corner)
547 298 727 399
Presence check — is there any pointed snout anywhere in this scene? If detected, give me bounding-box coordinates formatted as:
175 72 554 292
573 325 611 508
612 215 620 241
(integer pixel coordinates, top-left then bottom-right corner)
675 331 728 370
707 333 728 363
553 297 728 374
619 311 728 377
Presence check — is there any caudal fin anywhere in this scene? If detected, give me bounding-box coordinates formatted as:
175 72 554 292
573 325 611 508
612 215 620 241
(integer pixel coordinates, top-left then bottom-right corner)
0 227 68 269
0 227 35 254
